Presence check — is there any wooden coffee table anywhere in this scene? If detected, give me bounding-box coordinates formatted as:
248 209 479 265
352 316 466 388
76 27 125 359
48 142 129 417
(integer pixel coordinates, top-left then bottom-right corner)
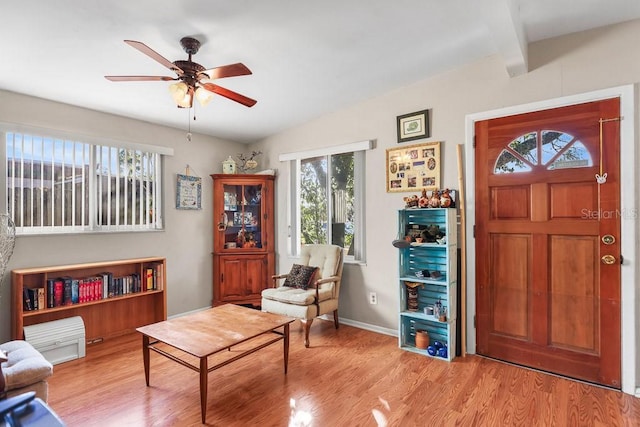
136 304 295 423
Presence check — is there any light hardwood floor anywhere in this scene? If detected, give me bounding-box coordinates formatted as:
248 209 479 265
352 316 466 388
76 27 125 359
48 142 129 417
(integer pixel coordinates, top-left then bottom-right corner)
47 319 640 426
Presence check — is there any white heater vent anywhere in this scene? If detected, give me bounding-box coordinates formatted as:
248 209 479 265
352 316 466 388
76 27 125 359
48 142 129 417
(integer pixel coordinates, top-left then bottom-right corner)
24 316 86 365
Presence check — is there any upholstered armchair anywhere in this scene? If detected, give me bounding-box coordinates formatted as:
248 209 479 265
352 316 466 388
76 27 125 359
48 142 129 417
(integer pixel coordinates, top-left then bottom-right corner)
261 244 344 347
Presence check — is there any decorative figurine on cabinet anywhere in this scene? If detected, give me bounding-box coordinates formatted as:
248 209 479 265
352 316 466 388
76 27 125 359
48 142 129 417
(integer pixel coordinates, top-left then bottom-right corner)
418 189 429 208
428 190 441 208
404 195 419 208
440 188 452 208
222 156 237 174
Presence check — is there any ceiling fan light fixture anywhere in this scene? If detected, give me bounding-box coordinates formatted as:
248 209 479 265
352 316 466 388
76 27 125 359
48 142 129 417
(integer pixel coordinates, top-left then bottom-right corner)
195 86 214 107
169 81 193 108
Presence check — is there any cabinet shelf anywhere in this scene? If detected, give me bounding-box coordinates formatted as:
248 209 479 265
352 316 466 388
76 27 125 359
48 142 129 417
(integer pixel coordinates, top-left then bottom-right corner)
399 276 450 285
398 208 457 361
12 257 167 342
400 310 455 324
21 289 164 318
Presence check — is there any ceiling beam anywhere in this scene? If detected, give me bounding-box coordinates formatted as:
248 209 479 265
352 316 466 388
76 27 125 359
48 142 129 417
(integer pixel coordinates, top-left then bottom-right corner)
481 0 529 77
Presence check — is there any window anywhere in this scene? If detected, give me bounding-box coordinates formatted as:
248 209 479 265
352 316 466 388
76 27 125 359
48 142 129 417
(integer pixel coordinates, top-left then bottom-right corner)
494 130 593 174
4 127 171 234
280 140 372 263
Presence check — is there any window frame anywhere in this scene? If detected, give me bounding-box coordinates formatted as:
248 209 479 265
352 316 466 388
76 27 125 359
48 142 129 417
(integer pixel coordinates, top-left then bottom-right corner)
280 139 372 263
1 123 173 235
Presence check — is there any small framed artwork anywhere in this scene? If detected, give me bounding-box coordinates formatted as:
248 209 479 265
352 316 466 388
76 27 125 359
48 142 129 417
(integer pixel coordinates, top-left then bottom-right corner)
176 174 202 210
386 141 441 193
397 109 430 143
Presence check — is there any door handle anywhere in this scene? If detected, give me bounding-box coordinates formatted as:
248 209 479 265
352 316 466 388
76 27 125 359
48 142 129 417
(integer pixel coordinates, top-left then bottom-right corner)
601 254 616 265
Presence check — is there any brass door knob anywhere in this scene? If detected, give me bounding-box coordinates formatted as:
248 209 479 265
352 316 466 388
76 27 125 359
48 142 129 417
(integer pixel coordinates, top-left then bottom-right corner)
601 254 616 265
602 235 615 245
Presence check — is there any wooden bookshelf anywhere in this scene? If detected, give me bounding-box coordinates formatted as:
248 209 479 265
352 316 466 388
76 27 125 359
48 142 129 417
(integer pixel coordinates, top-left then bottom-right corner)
11 257 167 342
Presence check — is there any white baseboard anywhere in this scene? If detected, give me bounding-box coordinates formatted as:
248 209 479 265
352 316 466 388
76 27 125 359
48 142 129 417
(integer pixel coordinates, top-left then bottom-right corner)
319 314 397 337
169 306 212 320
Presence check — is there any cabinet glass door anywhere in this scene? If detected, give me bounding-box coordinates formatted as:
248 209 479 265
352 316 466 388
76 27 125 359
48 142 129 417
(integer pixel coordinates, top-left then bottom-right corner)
222 183 263 249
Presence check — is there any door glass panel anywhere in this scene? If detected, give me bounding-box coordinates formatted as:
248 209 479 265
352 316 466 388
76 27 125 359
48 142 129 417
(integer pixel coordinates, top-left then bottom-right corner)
541 130 573 165
222 183 263 249
508 132 537 164
494 130 593 174
494 150 532 174
547 141 593 170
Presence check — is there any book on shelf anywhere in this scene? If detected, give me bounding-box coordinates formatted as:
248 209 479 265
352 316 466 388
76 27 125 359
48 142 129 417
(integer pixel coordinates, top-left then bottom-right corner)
53 278 64 307
36 288 45 310
22 288 33 311
145 268 154 290
46 279 55 308
154 262 163 290
145 262 163 291
62 276 73 306
71 279 79 304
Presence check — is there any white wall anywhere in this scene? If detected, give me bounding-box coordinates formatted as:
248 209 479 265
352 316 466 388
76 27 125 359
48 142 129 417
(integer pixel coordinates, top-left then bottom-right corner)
255 19 640 387
0 90 245 343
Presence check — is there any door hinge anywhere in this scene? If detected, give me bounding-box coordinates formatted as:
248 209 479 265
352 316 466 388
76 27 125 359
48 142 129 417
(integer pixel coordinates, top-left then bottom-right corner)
473 315 476 328
473 225 476 238
221 273 223 283
473 136 476 148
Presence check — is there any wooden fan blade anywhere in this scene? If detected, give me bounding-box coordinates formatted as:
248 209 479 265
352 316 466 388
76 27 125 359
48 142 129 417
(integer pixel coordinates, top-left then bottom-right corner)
105 75 177 82
124 40 183 74
201 63 252 80
201 83 257 107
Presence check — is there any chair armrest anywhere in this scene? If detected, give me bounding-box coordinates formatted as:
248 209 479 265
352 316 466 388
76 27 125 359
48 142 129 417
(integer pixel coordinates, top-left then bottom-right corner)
314 275 339 286
271 274 289 288
312 275 339 299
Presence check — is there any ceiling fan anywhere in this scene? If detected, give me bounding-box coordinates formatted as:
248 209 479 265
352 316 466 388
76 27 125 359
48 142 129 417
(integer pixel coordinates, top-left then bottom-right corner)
105 37 257 109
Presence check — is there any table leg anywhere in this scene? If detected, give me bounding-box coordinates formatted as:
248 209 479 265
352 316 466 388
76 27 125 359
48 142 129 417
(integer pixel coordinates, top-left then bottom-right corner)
142 334 150 386
200 357 208 424
283 323 290 374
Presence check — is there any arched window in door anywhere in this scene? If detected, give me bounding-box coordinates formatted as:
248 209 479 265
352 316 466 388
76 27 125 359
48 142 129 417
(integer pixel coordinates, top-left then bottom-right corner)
494 130 593 174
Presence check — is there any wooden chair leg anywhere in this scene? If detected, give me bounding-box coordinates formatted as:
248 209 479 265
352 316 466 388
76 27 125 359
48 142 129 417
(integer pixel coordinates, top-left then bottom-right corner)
333 310 339 329
301 319 313 348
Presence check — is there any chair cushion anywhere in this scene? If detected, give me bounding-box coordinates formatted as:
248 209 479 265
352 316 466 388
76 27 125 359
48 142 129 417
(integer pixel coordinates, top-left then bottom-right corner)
283 264 318 290
262 286 333 306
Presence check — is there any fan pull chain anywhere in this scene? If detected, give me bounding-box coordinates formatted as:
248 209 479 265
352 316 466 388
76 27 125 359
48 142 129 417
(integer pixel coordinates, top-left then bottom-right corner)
186 104 196 142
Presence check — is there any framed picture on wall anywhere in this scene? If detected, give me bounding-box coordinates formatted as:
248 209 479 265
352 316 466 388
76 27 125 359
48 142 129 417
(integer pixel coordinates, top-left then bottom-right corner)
176 174 202 210
397 109 430 143
386 141 441 193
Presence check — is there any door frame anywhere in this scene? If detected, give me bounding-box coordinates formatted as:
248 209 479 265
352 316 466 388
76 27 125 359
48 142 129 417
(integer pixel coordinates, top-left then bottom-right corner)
463 84 637 395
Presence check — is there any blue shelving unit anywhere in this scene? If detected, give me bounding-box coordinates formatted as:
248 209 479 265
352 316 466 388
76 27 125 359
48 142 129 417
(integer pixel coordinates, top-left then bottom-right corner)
397 208 457 361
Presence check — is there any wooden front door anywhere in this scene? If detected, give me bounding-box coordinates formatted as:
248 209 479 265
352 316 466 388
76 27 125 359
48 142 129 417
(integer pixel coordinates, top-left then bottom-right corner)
474 98 621 388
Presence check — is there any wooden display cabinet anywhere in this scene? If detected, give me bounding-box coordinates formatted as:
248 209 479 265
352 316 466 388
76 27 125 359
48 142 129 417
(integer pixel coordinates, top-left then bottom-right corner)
211 174 275 306
11 257 167 342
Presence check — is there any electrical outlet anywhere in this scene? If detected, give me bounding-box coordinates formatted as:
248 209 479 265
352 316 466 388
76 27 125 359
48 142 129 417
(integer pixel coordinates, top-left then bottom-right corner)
369 292 377 305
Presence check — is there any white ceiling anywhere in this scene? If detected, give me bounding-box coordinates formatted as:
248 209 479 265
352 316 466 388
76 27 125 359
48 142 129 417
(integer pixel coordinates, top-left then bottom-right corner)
1 1 639 143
